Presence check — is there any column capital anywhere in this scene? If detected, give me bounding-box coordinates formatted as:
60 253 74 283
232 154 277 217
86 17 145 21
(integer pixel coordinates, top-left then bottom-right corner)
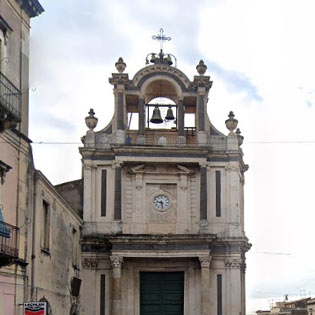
199 162 208 168
110 255 123 268
224 257 242 269
82 257 98 269
199 255 211 268
112 161 123 169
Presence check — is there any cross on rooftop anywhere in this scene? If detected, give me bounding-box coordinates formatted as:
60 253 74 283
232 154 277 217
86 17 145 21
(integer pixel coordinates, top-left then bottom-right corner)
152 28 171 51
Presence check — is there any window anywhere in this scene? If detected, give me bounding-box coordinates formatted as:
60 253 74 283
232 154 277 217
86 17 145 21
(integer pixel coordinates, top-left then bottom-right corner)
217 274 222 315
72 227 78 268
100 274 106 315
39 297 52 315
42 200 50 251
101 170 107 217
215 170 221 217
0 15 12 74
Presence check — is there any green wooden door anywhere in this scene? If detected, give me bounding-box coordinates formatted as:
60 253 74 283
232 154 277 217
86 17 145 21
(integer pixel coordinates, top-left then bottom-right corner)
140 272 184 315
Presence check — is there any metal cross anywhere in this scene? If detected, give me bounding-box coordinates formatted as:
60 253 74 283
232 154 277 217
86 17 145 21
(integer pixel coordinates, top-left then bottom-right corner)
152 28 171 51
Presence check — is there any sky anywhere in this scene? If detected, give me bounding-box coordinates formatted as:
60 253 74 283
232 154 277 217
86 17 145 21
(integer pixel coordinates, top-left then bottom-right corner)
29 0 315 313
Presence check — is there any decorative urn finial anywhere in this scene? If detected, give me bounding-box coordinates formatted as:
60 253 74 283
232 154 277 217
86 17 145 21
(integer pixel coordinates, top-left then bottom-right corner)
115 57 126 73
236 128 244 146
85 108 98 131
225 111 238 134
196 60 207 75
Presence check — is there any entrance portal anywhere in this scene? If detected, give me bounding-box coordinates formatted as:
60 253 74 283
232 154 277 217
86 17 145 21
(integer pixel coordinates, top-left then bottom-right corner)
140 272 184 315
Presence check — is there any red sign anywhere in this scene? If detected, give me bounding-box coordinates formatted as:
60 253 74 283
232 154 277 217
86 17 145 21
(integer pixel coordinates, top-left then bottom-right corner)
24 302 46 315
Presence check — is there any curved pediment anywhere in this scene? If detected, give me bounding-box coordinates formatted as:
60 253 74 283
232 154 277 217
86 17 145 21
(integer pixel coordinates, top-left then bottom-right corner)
132 64 191 92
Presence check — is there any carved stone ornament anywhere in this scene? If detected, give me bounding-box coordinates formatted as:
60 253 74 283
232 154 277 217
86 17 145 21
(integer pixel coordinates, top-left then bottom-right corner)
85 108 98 131
110 255 123 268
236 128 244 146
115 57 126 73
82 258 98 268
224 258 243 269
241 262 247 273
196 60 207 76
0 160 11 184
199 255 211 268
225 111 238 134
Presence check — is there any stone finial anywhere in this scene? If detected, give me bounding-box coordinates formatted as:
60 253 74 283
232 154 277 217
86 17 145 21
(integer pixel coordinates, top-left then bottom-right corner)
236 128 244 146
196 60 207 75
115 57 126 73
85 108 98 131
225 111 238 134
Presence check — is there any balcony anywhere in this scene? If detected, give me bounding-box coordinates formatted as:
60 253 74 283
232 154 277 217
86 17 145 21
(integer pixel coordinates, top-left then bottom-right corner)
126 128 197 146
0 221 19 267
0 71 21 131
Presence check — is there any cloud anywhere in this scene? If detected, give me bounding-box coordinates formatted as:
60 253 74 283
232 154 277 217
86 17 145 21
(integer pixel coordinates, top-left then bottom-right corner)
306 100 313 108
205 59 263 102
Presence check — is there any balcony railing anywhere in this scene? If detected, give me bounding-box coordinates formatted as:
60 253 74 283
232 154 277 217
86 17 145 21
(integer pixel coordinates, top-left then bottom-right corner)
0 71 21 122
0 221 19 265
126 128 197 146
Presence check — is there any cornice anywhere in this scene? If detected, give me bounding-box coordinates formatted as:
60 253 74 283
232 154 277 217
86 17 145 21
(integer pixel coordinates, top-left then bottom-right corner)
21 0 44 18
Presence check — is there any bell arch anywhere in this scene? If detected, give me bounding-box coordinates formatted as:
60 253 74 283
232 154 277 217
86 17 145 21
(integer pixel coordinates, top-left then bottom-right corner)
140 74 183 103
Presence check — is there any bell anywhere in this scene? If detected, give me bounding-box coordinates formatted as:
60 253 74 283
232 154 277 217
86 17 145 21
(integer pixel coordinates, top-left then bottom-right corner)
165 106 175 120
150 54 156 64
166 54 173 66
150 106 163 124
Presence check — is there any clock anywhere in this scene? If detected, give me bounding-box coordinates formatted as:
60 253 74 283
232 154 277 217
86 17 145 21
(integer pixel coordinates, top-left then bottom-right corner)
153 194 170 211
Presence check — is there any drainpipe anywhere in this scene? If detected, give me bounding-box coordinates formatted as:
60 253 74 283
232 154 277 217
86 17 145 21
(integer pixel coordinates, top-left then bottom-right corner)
31 170 38 300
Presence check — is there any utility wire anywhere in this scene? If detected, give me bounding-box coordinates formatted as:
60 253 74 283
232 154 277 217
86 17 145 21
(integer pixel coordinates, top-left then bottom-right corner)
2 140 315 145
250 251 290 256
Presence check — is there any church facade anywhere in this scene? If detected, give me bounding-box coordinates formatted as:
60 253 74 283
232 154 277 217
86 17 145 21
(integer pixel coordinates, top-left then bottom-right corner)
80 47 250 315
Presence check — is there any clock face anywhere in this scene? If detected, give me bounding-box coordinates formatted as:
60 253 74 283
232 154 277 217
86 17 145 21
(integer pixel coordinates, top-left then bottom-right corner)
153 194 170 211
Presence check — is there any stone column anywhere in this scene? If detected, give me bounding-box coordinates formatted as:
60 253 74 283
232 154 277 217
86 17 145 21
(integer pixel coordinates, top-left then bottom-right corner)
137 97 146 145
83 163 96 224
117 90 124 130
225 257 242 315
198 93 205 132
241 258 246 315
110 256 123 315
199 255 211 315
115 85 125 144
197 87 207 145
177 98 186 145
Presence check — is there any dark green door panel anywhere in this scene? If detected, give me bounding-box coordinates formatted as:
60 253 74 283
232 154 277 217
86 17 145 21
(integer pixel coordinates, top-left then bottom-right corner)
140 272 184 315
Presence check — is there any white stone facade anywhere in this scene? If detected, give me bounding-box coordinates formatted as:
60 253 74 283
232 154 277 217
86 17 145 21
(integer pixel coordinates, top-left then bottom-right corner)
80 54 250 315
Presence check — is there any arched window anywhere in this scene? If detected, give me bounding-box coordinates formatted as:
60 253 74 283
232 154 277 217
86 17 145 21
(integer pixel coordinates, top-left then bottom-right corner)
70 303 78 315
0 16 11 74
39 296 52 315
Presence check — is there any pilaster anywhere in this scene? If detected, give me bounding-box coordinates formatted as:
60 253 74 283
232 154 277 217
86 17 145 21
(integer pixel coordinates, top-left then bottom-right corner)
110 255 124 315
199 255 211 315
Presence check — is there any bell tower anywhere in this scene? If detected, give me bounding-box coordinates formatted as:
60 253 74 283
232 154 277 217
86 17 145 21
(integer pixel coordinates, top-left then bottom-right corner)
80 30 250 315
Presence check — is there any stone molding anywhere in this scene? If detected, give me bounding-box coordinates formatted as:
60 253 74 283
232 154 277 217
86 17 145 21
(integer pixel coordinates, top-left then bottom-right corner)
110 255 123 268
199 255 211 268
133 65 190 87
82 258 98 268
224 258 243 269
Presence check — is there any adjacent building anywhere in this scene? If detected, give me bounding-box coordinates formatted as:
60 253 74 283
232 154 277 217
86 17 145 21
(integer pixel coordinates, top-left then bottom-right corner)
0 0 43 313
0 1 82 314
257 298 310 315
